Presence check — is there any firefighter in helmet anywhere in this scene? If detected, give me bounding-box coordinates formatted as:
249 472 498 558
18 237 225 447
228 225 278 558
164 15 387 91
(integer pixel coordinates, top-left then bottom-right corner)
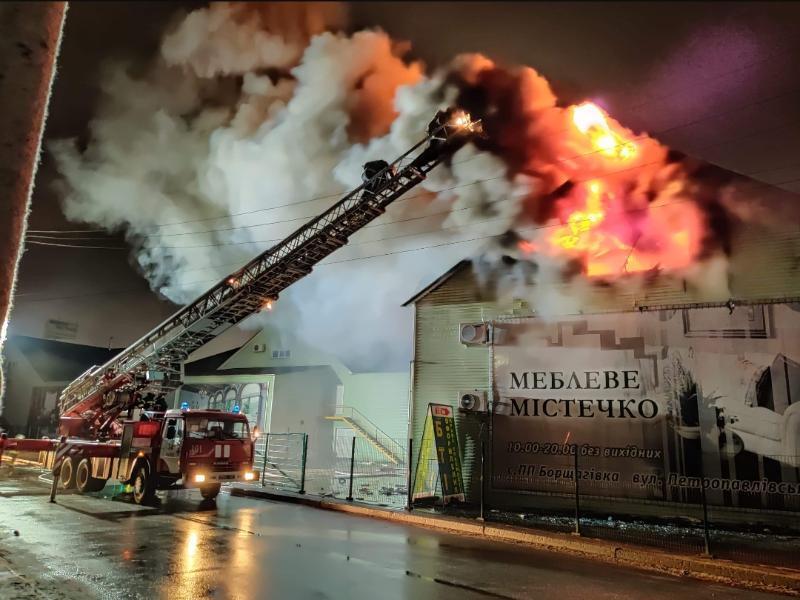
361 159 396 194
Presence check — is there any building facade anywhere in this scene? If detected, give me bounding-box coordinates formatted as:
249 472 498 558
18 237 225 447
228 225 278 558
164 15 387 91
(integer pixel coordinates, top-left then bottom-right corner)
406 218 800 526
1 336 119 436
176 326 410 495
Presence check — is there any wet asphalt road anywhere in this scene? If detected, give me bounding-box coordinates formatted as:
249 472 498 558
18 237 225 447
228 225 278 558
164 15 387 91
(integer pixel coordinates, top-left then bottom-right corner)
0 466 784 599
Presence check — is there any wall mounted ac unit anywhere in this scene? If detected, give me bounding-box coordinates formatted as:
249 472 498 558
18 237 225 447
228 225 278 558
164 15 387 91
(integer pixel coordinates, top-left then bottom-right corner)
459 322 490 346
458 390 488 413
253 343 266 353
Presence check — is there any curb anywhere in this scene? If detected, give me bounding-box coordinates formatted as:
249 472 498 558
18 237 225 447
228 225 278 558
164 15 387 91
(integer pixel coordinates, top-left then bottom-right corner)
231 486 800 596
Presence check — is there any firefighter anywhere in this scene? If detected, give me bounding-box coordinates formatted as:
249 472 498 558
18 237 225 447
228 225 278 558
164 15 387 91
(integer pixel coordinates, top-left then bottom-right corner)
141 392 156 411
427 108 455 139
362 159 395 194
409 108 459 171
154 394 168 413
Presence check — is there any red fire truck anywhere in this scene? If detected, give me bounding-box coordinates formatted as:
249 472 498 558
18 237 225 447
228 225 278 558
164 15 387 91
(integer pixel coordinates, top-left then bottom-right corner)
1 407 257 503
0 109 477 505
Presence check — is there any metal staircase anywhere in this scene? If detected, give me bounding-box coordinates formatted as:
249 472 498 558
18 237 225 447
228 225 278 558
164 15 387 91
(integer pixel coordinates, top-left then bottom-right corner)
326 406 405 465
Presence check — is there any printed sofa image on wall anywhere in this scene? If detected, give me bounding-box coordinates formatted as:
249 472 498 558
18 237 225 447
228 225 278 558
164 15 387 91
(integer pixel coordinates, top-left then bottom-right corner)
717 354 800 468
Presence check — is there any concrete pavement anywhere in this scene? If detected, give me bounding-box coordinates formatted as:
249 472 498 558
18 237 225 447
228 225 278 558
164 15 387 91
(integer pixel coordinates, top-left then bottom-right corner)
0 466 790 599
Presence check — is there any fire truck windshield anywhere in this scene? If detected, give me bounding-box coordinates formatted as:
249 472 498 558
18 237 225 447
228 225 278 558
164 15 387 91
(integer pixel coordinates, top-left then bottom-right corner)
185 417 249 441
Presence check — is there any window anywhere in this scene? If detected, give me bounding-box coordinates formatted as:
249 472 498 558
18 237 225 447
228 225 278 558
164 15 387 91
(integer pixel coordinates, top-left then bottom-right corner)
186 417 249 440
223 387 238 413
239 383 262 428
164 418 184 446
271 349 291 359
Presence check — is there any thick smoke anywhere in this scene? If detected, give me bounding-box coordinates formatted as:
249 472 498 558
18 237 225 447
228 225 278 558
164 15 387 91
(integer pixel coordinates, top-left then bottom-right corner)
53 2 753 370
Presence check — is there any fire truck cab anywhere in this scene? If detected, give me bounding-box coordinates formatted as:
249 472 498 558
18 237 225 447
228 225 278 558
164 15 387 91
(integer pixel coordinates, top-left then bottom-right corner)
153 409 257 499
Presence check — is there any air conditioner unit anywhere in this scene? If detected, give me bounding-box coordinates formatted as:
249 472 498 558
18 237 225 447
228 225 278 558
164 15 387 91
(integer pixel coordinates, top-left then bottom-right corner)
458 390 488 413
459 322 490 346
253 343 266 353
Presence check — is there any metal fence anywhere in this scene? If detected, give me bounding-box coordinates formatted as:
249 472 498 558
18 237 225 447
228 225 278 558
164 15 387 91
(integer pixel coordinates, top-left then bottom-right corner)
329 434 410 508
251 431 410 508
426 440 800 569
257 433 308 494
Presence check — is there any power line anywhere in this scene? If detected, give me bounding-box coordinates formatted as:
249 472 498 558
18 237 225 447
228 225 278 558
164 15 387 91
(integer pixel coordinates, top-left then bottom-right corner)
27 234 119 241
14 192 707 303
25 240 128 250
37 100 800 253
26 151 496 239
22 174 512 250
20 142 800 300
31 78 800 240
26 228 109 234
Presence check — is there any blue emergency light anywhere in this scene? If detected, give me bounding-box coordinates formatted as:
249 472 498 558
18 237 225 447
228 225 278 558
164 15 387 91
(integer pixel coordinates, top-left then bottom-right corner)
180 401 190 411
232 404 240 414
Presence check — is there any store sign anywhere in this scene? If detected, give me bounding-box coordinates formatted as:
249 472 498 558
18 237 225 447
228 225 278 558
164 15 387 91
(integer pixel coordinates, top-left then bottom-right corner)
491 305 800 511
412 404 465 504
430 404 465 503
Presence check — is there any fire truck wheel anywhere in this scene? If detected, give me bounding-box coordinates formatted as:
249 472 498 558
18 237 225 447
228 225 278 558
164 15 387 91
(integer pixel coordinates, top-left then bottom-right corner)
132 464 156 505
200 484 221 500
76 458 106 493
59 456 78 489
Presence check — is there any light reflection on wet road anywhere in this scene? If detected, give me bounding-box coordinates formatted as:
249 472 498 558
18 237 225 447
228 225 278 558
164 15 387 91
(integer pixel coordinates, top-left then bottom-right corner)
0 469 785 599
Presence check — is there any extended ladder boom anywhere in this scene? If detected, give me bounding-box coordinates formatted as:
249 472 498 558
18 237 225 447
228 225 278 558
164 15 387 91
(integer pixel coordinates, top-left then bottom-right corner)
59 110 479 425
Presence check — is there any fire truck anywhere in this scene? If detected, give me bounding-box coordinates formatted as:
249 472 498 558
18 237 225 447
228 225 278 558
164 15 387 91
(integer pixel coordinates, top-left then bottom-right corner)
0 109 478 504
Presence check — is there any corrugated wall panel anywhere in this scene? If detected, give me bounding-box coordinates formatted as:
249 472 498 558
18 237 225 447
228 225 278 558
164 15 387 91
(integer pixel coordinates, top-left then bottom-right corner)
411 268 504 501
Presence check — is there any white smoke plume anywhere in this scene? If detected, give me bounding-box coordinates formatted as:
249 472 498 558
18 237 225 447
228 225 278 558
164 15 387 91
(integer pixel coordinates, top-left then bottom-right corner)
52 2 766 370
52 2 524 371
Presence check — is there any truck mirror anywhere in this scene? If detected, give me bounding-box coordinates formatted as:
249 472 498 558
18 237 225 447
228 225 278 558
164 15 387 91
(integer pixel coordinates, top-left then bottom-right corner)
166 425 177 440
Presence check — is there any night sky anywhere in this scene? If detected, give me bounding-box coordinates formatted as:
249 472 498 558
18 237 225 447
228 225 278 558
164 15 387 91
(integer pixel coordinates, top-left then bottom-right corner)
10 1 800 348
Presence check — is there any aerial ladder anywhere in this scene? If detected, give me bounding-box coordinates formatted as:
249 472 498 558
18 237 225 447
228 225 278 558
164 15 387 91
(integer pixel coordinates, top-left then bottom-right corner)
0 109 479 502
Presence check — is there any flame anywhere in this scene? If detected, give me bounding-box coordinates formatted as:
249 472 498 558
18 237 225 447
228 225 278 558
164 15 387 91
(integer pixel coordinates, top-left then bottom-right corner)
551 181 606 252
511 101 700 278
545 179 702 278
262 299 273 311
450 110 478 132
572 102 636 160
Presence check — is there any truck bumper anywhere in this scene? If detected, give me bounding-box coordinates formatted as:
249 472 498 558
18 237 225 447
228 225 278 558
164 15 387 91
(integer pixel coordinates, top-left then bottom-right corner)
184 470 259 488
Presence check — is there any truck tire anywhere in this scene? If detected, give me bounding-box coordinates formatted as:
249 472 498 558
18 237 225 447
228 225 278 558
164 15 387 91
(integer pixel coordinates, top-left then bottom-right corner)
132 464 156 505
75 458 106 493
59 456 78 489
200 484 221 500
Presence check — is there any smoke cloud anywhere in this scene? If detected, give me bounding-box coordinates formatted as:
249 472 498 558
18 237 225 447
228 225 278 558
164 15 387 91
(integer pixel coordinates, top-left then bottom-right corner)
52 2 765 371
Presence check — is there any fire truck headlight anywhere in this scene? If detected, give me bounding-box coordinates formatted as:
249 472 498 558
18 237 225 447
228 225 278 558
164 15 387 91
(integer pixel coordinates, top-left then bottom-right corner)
244 471 255 481
194 474 206 483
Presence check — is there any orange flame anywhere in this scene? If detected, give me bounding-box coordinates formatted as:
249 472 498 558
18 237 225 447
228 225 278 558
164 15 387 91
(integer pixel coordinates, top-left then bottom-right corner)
521 102 702 278
545 179 702 278
572 102 637 160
